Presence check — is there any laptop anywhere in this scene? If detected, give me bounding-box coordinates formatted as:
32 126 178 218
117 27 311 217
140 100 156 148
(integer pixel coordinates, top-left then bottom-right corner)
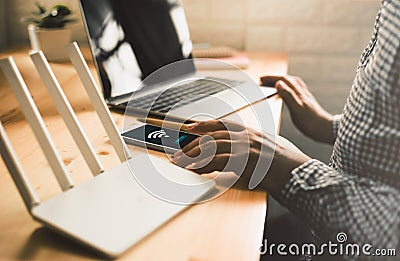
78 0 276 121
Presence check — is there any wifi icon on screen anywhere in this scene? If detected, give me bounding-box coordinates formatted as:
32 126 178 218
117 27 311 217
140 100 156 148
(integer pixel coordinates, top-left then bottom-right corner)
148 130 169 139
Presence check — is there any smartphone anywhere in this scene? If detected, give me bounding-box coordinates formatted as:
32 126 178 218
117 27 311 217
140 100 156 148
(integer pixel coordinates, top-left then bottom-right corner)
122 124 200 153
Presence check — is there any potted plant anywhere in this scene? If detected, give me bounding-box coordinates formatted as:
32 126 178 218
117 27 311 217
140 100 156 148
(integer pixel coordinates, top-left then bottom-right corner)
24 2 77 61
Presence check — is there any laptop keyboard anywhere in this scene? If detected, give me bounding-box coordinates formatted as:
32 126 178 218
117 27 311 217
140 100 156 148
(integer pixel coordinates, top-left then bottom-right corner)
122 77 242 113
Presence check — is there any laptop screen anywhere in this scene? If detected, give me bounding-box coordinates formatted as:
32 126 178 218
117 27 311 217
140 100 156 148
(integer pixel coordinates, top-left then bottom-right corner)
79 0 195 99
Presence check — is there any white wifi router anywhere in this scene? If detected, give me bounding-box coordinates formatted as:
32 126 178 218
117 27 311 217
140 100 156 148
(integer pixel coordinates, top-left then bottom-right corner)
0 43 216 258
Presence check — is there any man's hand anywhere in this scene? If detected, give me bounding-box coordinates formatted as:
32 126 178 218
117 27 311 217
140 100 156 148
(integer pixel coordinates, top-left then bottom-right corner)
262 75 335 144
172 120 311 195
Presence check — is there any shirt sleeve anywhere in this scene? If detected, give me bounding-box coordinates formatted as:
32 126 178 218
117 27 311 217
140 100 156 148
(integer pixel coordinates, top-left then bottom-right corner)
332 114 342 141
364 0 400 97
275 159 400 258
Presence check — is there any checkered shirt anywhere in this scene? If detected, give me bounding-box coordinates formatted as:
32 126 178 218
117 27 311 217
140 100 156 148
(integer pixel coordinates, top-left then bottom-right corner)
277 1 400 260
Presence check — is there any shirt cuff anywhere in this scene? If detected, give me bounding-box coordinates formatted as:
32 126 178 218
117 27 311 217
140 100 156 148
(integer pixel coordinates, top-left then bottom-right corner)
332 114 342 140
277 159 345 206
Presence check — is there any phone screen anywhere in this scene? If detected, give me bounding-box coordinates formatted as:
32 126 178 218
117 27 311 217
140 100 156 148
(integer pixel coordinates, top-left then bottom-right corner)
122 124 199 151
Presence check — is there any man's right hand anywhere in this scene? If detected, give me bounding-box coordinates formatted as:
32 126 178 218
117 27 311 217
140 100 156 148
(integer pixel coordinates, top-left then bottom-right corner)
261 75 335 144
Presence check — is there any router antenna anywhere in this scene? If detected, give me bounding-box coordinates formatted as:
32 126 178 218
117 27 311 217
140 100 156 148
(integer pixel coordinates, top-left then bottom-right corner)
30 51 105 176
0 57 74 191
0 122 40 212
66 42 131 162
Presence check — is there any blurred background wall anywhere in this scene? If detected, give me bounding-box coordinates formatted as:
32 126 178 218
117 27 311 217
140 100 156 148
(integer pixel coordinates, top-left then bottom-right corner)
0 0 381 162
0 0 7 50
1 0 86 50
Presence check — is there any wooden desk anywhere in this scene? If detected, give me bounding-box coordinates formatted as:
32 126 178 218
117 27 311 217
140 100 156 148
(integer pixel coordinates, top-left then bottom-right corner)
0 49 286 260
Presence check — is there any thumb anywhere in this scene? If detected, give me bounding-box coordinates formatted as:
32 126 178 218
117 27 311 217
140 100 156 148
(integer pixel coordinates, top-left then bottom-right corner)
276 81 302 112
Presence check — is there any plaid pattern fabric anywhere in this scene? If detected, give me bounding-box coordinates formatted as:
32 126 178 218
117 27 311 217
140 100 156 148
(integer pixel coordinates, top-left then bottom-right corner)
277 0 400 260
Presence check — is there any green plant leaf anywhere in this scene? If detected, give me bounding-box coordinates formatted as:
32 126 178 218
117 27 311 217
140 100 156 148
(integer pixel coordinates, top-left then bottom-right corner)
35 2 46 14
24 2 76 28
52 4 72 16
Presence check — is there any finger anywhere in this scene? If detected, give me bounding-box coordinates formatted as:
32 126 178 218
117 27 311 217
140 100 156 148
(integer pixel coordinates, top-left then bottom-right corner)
260 75 284 86
261 75 305 96
184 139 232 158
181 130 234 153
293 77 314 98
187 119 245 134
279 76 306 97
186 154 231 174
276 81 303 111
174 139 233 167
294 76 308 90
